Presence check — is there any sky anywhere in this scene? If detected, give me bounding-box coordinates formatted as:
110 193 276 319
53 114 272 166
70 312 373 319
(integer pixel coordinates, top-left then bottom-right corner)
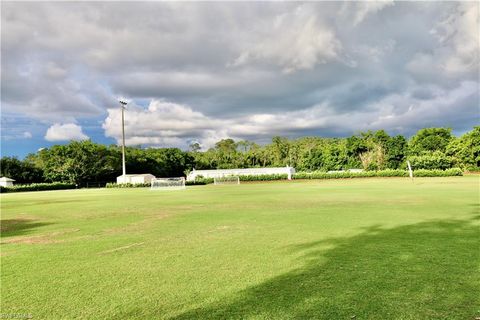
1 1 479 158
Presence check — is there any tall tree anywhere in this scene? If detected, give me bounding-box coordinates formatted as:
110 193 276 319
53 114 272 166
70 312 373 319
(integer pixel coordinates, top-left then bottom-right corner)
215 139 238 168
0 157 44 183
446 127 480 170
409 128 453 155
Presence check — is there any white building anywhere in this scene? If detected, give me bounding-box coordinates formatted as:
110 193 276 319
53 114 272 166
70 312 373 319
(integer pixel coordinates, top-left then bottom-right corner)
187 166 296 181
117 174 156 184
0 177 15 187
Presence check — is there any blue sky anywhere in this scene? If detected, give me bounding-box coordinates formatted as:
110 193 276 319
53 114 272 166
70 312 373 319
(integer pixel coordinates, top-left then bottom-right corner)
1 1 479 158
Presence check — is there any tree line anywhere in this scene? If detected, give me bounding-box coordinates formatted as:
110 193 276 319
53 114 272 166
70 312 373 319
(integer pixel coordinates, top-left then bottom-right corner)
1 127 478 185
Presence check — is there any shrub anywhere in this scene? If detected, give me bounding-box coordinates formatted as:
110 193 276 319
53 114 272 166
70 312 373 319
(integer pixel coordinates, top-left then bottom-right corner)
293 168 462 180
186 178 214 185
412 168 463 177
0 182 76 193
294 171 378 179
188 175 289 184
407 152 457 170
105 182 151 188
239 174 289 181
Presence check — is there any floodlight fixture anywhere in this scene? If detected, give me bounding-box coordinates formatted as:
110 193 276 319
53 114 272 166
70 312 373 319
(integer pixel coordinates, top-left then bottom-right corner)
119 100 128 178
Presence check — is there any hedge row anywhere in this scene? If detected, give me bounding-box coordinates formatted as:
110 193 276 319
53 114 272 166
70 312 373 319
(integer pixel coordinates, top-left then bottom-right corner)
190 169 463 185
294 168 463 179
105 182 151 188
407 153 456 170
186 178 213 185
0 182 76 193
239 174 289 181
1 169 463 192
411 168 463 177
105 180 216 187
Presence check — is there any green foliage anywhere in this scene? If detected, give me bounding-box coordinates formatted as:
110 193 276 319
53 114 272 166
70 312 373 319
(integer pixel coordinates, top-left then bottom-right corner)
37 141 120 184
294 168 462 180
2 127 478 184
295 170 403 179
186 128 477 173
0 157 44 183
185 180 206 186
385 135 407 169
20 142 193 185
302 139 349 171
239 174 289 181
105 182 150 188
446 126 480 170
409 128 453 155
126 147 194 178
0 182 76 193
186 178 213 185
412 168 463 177
214 139 239 169
407 152 457 170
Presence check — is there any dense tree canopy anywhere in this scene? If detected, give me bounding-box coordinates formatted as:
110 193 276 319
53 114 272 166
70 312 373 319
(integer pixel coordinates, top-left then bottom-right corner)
408 128 453 155
0 157 44 183
1 127 477 184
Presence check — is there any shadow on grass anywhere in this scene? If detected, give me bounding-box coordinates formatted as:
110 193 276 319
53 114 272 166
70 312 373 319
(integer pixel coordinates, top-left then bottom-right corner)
0 219 52 237
172 219 480 320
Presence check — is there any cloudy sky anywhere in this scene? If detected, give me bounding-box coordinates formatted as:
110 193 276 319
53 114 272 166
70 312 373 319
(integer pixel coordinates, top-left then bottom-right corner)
1 1 479 157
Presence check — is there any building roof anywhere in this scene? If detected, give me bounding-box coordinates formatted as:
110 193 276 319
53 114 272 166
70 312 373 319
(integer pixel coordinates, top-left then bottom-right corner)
0 177 15 181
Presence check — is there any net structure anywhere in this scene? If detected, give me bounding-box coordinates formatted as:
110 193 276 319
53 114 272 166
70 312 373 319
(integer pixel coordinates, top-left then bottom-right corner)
214 175 240 185
151 177 186 190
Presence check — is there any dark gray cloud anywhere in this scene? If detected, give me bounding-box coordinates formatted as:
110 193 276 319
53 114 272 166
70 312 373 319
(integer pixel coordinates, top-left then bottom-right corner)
1 1 478 151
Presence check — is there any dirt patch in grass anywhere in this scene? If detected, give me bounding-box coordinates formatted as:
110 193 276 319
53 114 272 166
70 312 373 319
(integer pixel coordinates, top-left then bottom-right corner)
102 212 171 235
2 228 80 244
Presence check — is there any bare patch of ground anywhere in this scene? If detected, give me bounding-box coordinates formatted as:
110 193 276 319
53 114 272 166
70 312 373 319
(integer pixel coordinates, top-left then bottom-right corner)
2 228 80 244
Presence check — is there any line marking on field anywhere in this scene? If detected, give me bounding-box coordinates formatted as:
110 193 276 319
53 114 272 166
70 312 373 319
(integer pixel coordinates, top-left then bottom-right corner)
98 242 145 254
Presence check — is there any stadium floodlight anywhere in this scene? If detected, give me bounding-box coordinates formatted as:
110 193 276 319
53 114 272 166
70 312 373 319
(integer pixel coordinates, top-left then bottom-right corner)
119 100 128 179
214 175 240 185
151 177 186 190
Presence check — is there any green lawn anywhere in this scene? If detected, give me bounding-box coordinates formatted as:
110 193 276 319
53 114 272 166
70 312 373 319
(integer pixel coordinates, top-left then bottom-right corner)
1 177 479 319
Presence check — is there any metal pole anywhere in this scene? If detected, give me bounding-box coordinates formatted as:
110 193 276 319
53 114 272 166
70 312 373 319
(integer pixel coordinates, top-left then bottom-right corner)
120 100 127 179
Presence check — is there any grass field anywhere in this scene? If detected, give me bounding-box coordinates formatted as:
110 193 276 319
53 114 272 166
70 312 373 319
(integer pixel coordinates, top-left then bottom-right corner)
1 176 479 319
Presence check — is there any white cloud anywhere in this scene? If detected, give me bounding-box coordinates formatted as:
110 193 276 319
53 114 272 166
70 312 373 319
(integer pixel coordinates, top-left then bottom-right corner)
44 123 89 141
342 1 394 26
230 4 342 73
22 131 32 139
436 2 479 74
1 1 478 150
103 82 477 149
408 2 479 79
103 100 225 149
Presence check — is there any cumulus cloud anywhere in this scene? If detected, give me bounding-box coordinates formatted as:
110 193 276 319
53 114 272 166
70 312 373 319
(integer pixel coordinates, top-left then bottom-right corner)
1 1 478 154
230 4 342 73
341 1 395 26
434 2 479 74
103 80 478 149
408 2 479 80
44 123 89 142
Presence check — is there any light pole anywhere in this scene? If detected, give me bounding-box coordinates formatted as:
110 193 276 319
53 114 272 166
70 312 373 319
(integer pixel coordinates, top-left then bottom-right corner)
119 100 128 180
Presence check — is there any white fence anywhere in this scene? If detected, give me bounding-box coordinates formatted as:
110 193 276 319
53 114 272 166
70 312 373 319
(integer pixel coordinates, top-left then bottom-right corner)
187 166 296 181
